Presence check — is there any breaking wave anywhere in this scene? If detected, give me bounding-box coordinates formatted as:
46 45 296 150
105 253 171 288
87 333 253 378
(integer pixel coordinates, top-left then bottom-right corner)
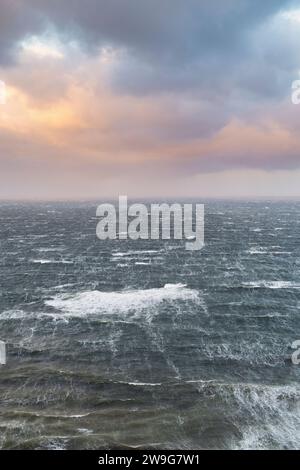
45 283 200 317
242 281 300 289
195 381 300 449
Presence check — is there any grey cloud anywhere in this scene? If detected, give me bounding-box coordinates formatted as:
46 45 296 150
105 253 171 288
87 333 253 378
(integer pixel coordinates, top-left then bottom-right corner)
25 0 294 62
0 0 298 101
0 0 43 64
0 1 296 65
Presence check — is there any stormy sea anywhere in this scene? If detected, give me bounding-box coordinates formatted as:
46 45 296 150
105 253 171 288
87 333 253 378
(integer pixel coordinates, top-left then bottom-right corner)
0 200 299 450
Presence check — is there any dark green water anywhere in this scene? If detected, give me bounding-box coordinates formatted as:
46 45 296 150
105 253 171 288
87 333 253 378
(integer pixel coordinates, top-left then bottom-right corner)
0 201 299 449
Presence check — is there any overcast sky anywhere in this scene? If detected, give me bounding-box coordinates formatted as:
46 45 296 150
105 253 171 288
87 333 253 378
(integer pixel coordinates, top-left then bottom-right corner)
1 0 300 199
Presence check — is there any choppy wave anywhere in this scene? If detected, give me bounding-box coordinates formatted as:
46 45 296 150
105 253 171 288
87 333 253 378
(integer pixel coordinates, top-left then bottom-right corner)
246 248 268 254
199 338 287 366
0 309 30 320
1 201 300 450
228 383 300 450
195 381 300 449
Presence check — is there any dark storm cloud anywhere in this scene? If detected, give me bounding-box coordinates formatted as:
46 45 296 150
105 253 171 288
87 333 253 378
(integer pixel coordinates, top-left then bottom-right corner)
0 0 297 100
0 1 296 64
0 0 298 101
0 0 43 64
24 0 294 61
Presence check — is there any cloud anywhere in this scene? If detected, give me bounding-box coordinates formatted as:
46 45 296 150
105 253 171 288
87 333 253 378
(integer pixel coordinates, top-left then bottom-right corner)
0 0 42 64
23 1 293 60
0 1 296 65
1 1 299 100
0 0 300 198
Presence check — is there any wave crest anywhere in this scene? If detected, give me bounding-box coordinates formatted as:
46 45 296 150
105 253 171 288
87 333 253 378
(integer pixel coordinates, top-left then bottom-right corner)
45 283 200 318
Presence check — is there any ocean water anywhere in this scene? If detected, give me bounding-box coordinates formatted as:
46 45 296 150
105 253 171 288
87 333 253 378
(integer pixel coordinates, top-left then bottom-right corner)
0 200 299 450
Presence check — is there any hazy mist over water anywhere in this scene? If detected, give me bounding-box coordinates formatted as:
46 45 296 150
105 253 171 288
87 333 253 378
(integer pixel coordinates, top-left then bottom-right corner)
0 201 299 449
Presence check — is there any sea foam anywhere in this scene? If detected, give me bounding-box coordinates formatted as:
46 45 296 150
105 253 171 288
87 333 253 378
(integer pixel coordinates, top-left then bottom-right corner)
242 281 300 289
45 283 199 317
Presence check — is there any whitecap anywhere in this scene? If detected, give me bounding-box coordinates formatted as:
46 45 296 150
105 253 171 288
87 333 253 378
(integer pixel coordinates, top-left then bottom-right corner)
44 284 199 318
242 281 300 289
34 247 65 253
112 250 161 257
121 381 162 387
0 309 28 320
30 259 73 265
223 383 300 450
246 248 268 255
